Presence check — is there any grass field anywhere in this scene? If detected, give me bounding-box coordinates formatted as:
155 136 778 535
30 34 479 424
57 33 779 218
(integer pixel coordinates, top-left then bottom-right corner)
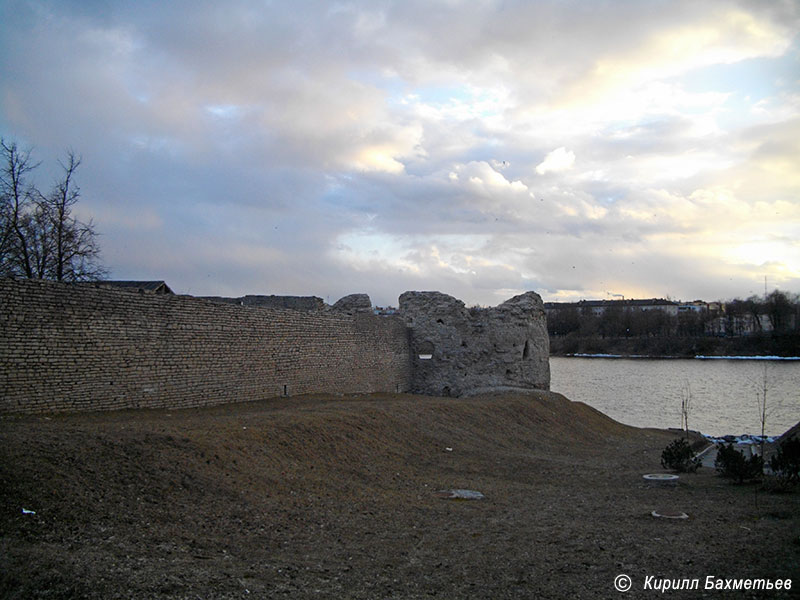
2 391 798 598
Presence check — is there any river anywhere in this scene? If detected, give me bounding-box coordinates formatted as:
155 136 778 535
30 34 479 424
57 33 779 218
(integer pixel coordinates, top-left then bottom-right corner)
549 356 800 437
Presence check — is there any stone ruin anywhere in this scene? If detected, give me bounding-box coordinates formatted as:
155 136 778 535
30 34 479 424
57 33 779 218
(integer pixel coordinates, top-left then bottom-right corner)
198 288 550 397
398 291 550 397
0 279 551 413
331 293 374 315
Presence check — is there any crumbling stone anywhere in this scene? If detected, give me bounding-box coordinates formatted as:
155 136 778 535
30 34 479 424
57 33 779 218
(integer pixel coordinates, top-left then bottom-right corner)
399 290 550 397
332 293 373 314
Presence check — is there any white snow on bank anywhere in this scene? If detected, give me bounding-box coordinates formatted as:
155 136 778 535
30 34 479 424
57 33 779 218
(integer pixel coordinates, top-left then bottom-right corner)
570 353 657 358
694 355 800 361
702 433 777 445
567 353 800 361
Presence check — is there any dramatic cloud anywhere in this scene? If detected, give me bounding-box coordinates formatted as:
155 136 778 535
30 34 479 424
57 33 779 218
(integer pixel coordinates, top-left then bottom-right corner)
1 0 798 306
536 148 575 175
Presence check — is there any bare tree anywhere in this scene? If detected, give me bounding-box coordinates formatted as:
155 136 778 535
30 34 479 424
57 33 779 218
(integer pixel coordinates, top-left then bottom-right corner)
0 139 39 277
756 363 769 462
680 381 692 440
0 139 105 281
765 290 793 334
745 295 764 334
40 151 105 281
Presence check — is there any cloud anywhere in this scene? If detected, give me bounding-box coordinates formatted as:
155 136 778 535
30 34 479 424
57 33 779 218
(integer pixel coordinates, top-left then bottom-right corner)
1 0 798 307
535 147 576 175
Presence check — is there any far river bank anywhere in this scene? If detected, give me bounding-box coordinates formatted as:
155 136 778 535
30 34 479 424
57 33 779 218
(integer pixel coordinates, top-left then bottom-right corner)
549 332 800 359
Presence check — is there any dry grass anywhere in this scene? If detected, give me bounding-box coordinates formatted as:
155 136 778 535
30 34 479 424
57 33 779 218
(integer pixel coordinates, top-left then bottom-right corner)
1 391 798 598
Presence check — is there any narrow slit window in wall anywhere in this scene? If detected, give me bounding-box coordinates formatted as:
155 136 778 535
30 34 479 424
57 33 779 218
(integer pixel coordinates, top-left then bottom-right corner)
522 340 530 359
418 340 434 360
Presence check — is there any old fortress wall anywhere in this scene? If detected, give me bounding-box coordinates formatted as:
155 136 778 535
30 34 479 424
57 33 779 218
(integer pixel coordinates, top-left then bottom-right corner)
0 279 412 413
0 278 550 414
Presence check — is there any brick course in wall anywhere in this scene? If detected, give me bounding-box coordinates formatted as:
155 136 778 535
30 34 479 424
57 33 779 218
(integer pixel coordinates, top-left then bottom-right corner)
0 278 412 413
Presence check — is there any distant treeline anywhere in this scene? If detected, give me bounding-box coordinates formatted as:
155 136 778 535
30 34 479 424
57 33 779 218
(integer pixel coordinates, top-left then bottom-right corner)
548 290 800 357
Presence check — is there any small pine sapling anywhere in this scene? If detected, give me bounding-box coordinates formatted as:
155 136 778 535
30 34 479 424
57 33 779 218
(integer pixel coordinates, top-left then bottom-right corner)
769 438 800 486
661 438 700 473
715 443 764 483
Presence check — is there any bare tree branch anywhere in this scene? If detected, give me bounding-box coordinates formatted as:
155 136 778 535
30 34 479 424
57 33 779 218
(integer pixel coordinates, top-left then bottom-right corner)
1 138 40 278
0 139 106 281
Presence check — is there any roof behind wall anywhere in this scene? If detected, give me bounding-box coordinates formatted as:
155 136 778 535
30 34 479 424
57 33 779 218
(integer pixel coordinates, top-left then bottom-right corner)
101 280 174 294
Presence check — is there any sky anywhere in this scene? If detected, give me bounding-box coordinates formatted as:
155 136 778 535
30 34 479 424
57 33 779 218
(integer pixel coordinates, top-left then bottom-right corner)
1 0 799 308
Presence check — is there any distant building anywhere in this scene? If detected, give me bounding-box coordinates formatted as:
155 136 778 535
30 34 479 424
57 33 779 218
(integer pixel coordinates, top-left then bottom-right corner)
544 298 678 317
678 300 708 314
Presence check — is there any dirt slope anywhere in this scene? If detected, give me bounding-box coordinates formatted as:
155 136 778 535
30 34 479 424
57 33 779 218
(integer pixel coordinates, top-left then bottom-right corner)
1 391 798 599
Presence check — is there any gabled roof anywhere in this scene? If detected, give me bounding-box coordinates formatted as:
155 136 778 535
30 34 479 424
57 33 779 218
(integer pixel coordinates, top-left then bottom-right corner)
102 280 174 294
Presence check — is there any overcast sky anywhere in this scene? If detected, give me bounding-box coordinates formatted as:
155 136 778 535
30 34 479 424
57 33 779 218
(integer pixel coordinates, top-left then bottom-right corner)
2 0 798 307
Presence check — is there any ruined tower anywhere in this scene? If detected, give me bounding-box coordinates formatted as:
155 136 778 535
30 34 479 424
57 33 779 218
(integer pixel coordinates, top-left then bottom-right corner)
399 291 550 397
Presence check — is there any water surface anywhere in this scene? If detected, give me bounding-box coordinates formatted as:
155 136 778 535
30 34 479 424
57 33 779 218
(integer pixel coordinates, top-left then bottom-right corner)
549 357 800 436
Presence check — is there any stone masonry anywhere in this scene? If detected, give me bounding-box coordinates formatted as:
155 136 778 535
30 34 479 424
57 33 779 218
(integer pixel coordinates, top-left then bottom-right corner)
0 279 550 413
399 291 550 397
0 279 411 413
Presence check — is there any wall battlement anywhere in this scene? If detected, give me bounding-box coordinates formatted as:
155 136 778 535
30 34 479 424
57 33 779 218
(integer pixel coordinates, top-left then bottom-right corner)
0 278 549 413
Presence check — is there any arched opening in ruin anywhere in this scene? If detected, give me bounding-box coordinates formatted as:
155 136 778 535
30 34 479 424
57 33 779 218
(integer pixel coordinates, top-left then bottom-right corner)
417 340 434 360
522 340 530 359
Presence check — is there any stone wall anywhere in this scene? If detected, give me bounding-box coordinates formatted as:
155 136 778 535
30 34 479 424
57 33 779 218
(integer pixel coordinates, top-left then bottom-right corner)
0 279 411 413
399 291 550 397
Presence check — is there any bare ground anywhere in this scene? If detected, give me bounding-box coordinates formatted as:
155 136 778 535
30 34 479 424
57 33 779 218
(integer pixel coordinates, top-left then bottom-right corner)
1 391 798 599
